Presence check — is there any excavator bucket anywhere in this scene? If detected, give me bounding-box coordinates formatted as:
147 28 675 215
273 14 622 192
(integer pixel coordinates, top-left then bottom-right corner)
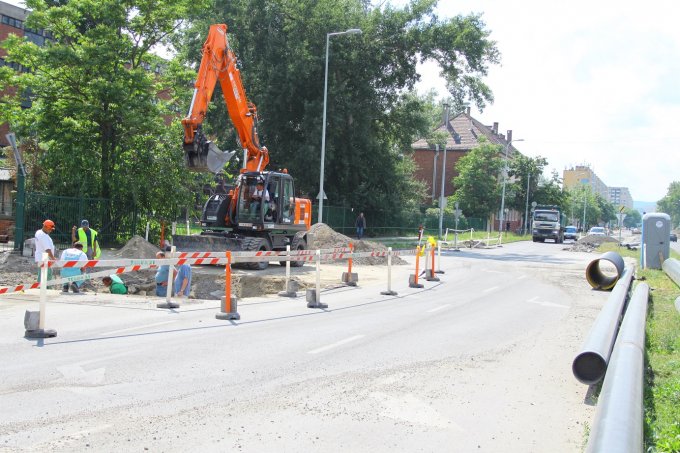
185 139 235 173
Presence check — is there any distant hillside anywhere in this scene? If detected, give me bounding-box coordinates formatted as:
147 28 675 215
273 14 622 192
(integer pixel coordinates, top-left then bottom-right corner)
634 201 658 215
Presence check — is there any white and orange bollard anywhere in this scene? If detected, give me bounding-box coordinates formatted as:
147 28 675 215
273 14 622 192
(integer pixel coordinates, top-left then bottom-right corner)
157 246 180 309
341 242 358 286
435 241 445 274
425 245 440 282
409 246 424 288
380 247 398 296
216 251 240 320
278 245 298 297
24 252 57 339
307 249 328 309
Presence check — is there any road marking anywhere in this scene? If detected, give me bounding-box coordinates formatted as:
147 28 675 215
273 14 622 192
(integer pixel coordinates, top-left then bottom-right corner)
526 298 569 309
482 286 499 293
307 335 365 354
99 320 177 336
426 304 451 313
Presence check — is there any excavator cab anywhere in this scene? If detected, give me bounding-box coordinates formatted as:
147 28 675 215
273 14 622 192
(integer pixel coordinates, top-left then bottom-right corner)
235 172 298 226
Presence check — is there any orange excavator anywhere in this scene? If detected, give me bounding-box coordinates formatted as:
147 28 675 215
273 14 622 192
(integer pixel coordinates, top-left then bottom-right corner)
173 24 312 269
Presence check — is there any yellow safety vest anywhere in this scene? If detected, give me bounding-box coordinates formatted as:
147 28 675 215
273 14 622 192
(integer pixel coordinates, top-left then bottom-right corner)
77 227 101 258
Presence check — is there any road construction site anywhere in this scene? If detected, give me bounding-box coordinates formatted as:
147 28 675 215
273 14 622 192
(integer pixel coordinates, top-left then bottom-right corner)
0 234 625 452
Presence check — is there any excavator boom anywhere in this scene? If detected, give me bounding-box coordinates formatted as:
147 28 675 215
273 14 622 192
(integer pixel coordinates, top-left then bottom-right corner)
182 24 269 173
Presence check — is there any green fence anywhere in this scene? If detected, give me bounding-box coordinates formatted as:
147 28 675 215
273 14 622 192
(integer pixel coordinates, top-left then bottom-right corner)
313 204 486 238
22 193 139 249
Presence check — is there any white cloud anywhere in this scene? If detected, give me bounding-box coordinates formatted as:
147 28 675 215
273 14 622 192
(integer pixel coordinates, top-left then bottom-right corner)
414 0 680 202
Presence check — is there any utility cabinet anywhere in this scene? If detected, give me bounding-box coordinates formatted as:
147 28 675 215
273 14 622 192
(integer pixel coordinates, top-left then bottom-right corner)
642 213 671 269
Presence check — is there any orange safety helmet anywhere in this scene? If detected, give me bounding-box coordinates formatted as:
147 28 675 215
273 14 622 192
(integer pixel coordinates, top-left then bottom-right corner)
43 219 55 228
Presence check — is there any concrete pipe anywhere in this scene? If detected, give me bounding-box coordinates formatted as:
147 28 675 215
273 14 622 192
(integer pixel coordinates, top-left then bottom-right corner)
662 257 680 288
586 251 625 290
585 283 649 453
572 266 635 384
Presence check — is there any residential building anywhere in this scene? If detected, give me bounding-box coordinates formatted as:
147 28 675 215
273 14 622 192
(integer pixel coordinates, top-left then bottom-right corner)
562 165 609 200
608 186 633 210
410 107 524 231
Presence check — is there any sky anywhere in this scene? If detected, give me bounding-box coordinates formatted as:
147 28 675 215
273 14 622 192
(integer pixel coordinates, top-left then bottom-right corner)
5 0 678 202
407 0 680 203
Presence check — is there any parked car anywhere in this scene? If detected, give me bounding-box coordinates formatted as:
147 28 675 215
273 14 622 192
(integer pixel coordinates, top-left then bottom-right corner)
564 226 579 240
588 227 606 236
631 227 641 234
671 232 677 242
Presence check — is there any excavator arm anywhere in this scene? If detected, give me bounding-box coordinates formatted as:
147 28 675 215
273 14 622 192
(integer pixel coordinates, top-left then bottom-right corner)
182 23 270 173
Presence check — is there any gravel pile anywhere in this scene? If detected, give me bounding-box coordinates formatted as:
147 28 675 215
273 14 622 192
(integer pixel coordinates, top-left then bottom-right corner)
568 234 619 252
307 223 407 265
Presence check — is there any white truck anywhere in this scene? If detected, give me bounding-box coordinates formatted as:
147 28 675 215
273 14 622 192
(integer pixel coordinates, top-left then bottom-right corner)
532 205 567 243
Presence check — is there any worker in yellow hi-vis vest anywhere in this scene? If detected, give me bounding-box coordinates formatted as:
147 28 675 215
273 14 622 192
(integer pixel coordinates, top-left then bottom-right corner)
71 219 101 260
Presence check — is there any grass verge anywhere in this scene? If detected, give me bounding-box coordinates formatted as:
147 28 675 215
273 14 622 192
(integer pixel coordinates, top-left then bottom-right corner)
596 243 680 451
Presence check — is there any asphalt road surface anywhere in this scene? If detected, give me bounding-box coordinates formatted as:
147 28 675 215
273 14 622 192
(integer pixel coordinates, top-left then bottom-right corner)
0 241 614 452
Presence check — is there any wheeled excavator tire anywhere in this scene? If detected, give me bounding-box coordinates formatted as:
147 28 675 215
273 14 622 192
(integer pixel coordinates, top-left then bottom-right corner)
280 233 307 268
242 236 271 270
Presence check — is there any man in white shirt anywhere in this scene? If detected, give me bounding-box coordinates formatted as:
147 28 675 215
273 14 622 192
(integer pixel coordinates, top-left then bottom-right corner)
34 219 57 281
250 181 270 215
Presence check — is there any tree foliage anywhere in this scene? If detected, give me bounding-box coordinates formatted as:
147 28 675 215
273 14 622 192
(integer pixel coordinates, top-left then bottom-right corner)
175 0 499 215
657 181 680 227
451 137 502 219
0 0 499 226
0 0 210 220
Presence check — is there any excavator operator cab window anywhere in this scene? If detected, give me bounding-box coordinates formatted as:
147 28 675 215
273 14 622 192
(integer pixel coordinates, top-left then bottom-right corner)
282 178 294 224
238 177 266 222
265 178 280 222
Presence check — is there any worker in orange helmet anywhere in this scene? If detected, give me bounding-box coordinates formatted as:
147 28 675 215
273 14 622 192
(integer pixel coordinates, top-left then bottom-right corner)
34 219 57 281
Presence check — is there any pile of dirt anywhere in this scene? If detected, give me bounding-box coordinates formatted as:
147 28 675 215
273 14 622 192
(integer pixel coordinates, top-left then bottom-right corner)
307 223 407 265
110 235 160 259
568 234 619 252
0 251 37 287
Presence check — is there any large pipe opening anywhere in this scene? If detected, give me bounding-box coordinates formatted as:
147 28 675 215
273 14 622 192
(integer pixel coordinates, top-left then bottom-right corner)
586 251 624 290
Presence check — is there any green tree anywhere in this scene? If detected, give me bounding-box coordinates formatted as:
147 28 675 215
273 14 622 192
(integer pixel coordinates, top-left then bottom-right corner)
565 186 601 230
451 137 503 219
657 181 680 227
507 155 548 229
622 207 642 228
0 0 209 220
176 0 499 217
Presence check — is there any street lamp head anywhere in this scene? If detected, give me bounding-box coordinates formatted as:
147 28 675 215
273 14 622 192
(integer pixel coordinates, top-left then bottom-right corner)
330 29 362 37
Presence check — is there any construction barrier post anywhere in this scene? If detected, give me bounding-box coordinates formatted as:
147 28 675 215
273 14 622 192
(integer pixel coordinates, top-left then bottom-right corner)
425 245 441 282
341 242 358 286
435 241 445 273
157 246 179 309
278 245 298 297
217 251 240 320
307 249 328 308
24 252 57 338
381 247 398 296
409 246 424 288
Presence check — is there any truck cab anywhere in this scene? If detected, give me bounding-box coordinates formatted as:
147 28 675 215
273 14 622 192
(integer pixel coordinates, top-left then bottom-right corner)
532 205 566 243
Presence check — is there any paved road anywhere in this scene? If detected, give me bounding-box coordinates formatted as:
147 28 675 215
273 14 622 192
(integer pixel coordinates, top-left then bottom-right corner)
0 242 609 452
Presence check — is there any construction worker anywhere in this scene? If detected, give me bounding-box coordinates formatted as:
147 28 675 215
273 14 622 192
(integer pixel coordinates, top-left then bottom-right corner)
60 241 87 293
34 219 57 281
71 219 101 260
102 275 128 295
